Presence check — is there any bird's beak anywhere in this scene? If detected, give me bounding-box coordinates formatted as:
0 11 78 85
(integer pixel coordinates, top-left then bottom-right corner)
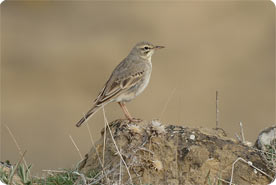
154 45 165 50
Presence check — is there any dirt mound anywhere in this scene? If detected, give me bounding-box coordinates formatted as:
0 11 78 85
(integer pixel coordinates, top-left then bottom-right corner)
78 119 274 185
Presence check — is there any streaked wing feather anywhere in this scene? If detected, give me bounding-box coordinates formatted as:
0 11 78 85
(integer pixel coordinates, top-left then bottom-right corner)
96 71 145 104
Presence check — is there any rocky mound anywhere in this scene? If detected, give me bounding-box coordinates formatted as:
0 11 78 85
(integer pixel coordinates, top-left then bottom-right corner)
78 119 274 185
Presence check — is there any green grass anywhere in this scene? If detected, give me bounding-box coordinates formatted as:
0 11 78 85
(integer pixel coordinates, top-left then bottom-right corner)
0 166 9 184
0 163 33 185
0 163 93 185
17 164 33 184
36 169 80 185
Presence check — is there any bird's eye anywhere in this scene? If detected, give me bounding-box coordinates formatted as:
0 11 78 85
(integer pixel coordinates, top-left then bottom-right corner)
144 46 149 50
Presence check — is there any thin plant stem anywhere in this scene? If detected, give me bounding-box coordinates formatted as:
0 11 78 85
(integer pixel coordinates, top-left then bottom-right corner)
160 88 177 119
102 108 133 185
85 123 109 182
8 151 27 184
5 125 30 178
102 115 107 169
230 157 273 185
216 90 219 129
69 135 83 160
239 122 245 143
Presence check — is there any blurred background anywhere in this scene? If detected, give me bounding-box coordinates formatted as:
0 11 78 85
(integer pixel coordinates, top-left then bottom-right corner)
1 1 275 174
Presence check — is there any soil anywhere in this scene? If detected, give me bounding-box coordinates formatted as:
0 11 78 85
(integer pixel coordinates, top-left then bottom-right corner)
78 119 274 185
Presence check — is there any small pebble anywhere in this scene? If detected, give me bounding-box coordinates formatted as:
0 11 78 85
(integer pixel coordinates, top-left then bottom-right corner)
190 134 195 140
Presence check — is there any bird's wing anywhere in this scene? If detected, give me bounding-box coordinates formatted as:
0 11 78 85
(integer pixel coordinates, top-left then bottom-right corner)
94 70 145 105
75 69 144 127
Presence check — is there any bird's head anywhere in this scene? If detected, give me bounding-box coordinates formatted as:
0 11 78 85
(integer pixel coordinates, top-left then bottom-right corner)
130 41 165 60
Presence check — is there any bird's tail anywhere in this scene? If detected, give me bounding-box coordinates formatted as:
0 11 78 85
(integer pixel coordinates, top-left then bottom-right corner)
76 104 101 127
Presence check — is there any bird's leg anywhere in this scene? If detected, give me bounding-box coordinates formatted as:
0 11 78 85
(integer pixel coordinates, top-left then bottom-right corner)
118 102 133 121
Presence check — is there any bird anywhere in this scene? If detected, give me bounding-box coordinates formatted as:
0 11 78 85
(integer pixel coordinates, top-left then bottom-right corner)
76 41 164 127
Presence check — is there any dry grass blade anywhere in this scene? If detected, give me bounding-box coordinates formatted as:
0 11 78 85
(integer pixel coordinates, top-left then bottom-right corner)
102 115 107 168
239 122 245 143
235 133 242 142
216 90 219 129
8 150 27 184
73 171 87 185
85 122 109 183
86 123 95 148
160 88 177 119
230 157 273 185
42 169 66 173
5 125 30 178
119 147 122 185
251 147 276 157
90 163 120 185
86 123 104 166
102 108 133 185
217 177 236 185
69 135 83 160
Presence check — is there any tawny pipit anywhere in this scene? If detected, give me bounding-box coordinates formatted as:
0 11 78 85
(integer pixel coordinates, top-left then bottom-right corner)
76 41 164 127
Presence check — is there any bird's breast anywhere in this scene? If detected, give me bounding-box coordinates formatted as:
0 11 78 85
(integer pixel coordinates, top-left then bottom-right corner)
134 69 152 97
115 61 152 103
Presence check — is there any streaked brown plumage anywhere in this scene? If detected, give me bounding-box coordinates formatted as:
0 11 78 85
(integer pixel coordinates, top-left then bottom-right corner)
76 41 164 127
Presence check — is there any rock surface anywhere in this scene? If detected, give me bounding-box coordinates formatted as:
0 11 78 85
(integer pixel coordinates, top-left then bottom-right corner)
78 119 274 185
